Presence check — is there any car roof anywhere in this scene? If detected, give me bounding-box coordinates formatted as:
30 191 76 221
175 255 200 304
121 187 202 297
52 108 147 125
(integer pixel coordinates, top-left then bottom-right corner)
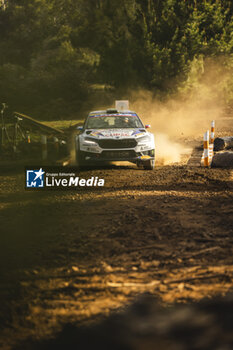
88 110 137 116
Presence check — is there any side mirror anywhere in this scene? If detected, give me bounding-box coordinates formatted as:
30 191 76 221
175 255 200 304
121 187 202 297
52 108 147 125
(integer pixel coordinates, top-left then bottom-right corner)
145 124 151 129
77 126 83 131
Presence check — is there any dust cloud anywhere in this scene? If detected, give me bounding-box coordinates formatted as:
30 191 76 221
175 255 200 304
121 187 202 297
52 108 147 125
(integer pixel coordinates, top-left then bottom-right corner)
130 89 224 138
72 58 231 165
129 58 230 164
130 91 219 165
153 133 186 165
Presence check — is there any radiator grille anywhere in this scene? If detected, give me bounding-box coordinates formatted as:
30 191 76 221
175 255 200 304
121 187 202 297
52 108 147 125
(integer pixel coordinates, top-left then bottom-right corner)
98 138 136 149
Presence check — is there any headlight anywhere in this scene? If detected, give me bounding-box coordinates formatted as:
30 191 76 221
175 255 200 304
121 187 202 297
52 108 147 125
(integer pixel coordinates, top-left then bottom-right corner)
83 137 98 146
137 136 151 145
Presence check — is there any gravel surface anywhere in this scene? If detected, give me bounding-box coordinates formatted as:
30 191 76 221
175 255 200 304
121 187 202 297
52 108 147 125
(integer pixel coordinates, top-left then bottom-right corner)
0 128 233 349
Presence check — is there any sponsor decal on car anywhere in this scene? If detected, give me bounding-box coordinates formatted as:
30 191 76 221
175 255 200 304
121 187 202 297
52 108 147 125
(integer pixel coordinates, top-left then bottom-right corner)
139 155 151 159
132 130 146 137
90 131 104 137
90 113 137 118
90 129 139 137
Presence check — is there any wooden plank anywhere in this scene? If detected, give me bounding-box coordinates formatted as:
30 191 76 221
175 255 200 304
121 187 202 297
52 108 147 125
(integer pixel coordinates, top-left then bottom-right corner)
14 112 64 135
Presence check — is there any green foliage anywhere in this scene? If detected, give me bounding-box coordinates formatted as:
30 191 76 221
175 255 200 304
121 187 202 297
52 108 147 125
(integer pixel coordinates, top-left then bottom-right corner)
1 0 233 118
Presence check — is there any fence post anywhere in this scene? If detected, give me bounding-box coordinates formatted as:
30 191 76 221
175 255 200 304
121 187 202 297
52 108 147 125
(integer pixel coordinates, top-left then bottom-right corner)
210 120 215 144
204 130 209 167
26 131 31 144
41 135 47 160
53 136 59 159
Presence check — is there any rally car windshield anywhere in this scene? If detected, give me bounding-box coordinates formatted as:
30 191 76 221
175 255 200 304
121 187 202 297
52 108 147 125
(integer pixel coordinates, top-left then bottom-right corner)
86 115 144 129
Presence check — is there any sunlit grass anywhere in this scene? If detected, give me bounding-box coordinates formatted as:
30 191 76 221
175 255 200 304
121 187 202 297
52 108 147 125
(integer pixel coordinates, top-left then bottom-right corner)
43 119 84 130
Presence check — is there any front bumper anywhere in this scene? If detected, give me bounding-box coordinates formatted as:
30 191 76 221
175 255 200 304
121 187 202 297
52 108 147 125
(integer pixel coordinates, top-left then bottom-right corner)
77 149 155 163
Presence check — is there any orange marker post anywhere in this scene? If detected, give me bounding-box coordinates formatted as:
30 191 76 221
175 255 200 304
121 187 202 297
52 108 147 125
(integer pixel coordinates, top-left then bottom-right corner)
204 130 209 167
210 120 215 144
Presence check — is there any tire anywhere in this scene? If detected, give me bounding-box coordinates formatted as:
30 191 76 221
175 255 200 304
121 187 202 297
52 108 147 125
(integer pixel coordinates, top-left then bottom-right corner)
76 151 83 168
143 158 155 170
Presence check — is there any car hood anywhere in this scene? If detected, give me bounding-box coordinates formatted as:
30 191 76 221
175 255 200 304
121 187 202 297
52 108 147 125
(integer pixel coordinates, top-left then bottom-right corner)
86 129 147 138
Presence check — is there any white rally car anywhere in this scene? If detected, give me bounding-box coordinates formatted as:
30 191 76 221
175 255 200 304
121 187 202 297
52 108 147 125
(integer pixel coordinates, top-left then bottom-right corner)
76 102 155 170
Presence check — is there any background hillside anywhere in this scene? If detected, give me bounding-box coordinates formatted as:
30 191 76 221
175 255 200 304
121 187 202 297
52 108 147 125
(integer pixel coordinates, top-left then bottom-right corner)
1 0 233 119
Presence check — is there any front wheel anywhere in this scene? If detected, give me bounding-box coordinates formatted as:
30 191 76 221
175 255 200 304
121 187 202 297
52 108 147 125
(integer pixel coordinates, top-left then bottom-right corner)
143 158 155 170
76 146 85 169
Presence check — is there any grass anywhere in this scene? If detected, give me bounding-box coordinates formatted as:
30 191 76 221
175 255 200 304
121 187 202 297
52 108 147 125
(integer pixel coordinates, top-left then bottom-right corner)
43 119 84 130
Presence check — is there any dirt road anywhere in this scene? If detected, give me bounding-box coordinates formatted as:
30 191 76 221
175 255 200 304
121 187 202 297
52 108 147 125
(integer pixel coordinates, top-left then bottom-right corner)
0 157 233 349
